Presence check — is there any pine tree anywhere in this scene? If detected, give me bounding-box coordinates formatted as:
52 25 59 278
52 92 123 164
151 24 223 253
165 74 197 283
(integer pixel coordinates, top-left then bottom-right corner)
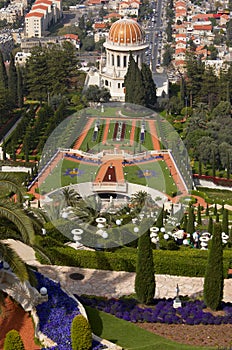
203 223 224 310
135 230 155 305
0 49 8 89
208 216 213 234
8 53 18 107
222 209 229 234
197 204 202 225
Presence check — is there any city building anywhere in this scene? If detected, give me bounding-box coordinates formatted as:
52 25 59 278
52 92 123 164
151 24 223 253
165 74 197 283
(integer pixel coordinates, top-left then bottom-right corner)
25 0 62 38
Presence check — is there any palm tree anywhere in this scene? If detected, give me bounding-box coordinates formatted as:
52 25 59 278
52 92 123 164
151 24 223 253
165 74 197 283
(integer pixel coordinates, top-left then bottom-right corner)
130 191 152 211
62 187 81 207
73 196 101 225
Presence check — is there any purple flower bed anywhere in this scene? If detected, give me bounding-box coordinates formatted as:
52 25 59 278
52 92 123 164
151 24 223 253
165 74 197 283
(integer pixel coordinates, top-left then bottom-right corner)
78 295 232 326
35 272 104 350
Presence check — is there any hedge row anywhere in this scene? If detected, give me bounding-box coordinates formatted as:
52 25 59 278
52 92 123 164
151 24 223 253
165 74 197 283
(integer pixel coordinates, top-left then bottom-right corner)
36 246 232 278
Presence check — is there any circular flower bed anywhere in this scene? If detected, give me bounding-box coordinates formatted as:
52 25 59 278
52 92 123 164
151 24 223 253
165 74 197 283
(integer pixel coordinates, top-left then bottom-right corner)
79 296 232 326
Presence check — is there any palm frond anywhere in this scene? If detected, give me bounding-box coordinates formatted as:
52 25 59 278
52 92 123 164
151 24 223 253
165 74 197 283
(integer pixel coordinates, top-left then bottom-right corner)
0 173 26 203
0 201 35 245
0 242 29 282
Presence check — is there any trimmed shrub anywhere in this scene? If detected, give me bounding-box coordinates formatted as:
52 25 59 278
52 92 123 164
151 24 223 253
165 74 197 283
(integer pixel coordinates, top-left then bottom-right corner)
204 223 224 310
3 330 25 350
71 314 92 350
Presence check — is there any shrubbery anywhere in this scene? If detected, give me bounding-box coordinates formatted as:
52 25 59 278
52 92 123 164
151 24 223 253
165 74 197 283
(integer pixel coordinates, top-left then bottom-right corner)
71 314 92 350
3 330 25 350
35 244 231 277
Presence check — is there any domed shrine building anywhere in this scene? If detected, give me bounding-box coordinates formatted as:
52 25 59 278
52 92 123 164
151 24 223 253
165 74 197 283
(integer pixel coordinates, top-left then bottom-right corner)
84 18 148 101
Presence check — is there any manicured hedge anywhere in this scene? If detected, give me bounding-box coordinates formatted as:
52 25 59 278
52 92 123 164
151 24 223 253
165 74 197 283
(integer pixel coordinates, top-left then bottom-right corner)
36 245 232 278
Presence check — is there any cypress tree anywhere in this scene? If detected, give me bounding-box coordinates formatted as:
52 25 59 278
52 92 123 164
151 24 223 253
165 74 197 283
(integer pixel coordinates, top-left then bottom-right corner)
17 66 24 108
182 213 188 231
135 230 155 305
214 204 217 216
216 213 220 223
208 216 213 234
226 152 230 180
203 223 224 310
205 203 209 216
141 63 157 108
0 49 8 89
198 159 202 175
187 205 195 234
8 53 18 107
197 204 202 225
156 206 163 228
222 209 229 234
124 52 145 106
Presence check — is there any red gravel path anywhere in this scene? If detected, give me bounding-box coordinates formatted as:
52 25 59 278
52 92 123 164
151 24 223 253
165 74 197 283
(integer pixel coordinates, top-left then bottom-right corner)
0 297 40 350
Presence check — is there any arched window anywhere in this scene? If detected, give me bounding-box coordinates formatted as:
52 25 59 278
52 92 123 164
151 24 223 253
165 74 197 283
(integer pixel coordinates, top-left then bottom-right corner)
123 55 127 67
117 55 120 67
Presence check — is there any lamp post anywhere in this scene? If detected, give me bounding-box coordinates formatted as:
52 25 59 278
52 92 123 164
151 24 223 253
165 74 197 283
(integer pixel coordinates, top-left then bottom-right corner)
173 283 182 308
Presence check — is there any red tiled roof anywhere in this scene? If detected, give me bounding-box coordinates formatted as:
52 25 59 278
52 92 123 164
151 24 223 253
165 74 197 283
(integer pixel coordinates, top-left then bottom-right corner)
174 59 185 65
193 24 212 30
25 12 44 18
175 48 186 54
35 0 52 4
94 22 106 29
104 12 122 18
175 33 186 37
32 5 48 10
175 1 186 7
64 34 79 40
196 45 205 51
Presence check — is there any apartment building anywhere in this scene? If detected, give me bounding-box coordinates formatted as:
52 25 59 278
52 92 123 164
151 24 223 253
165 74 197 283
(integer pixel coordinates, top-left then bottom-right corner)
25 0 62 38
0 3 24 24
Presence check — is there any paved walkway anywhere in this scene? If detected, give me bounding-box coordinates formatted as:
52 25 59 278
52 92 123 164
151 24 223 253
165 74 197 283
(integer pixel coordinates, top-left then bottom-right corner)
5 240 232 303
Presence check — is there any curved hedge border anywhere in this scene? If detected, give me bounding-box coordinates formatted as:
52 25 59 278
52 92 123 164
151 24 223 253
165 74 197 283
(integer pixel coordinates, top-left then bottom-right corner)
36 246 232 278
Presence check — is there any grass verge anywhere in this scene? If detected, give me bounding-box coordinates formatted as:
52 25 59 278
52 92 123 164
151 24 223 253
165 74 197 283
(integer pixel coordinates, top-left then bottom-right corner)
85 306 215 350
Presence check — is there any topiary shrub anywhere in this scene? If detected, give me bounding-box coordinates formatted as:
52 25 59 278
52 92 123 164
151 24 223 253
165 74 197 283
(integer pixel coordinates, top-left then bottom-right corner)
71 314 92 350
3 330 25 350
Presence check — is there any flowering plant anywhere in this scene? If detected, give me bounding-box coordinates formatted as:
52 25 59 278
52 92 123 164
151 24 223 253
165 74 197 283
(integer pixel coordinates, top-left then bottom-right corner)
35 272 104 350
78 295 232 326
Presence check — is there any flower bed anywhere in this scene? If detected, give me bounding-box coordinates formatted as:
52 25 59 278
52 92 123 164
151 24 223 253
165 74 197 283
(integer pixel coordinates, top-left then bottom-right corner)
79 296 232 326
35 272 105 349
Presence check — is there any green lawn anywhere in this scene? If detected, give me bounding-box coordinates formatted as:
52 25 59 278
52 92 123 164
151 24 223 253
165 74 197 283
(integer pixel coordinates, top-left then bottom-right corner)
124 160 177 196
40 158 177 197
86 307 215 350
39 159 99 193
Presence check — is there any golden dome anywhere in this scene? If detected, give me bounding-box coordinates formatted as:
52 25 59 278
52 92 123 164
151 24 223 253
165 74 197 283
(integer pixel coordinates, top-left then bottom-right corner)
108 18 145 45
